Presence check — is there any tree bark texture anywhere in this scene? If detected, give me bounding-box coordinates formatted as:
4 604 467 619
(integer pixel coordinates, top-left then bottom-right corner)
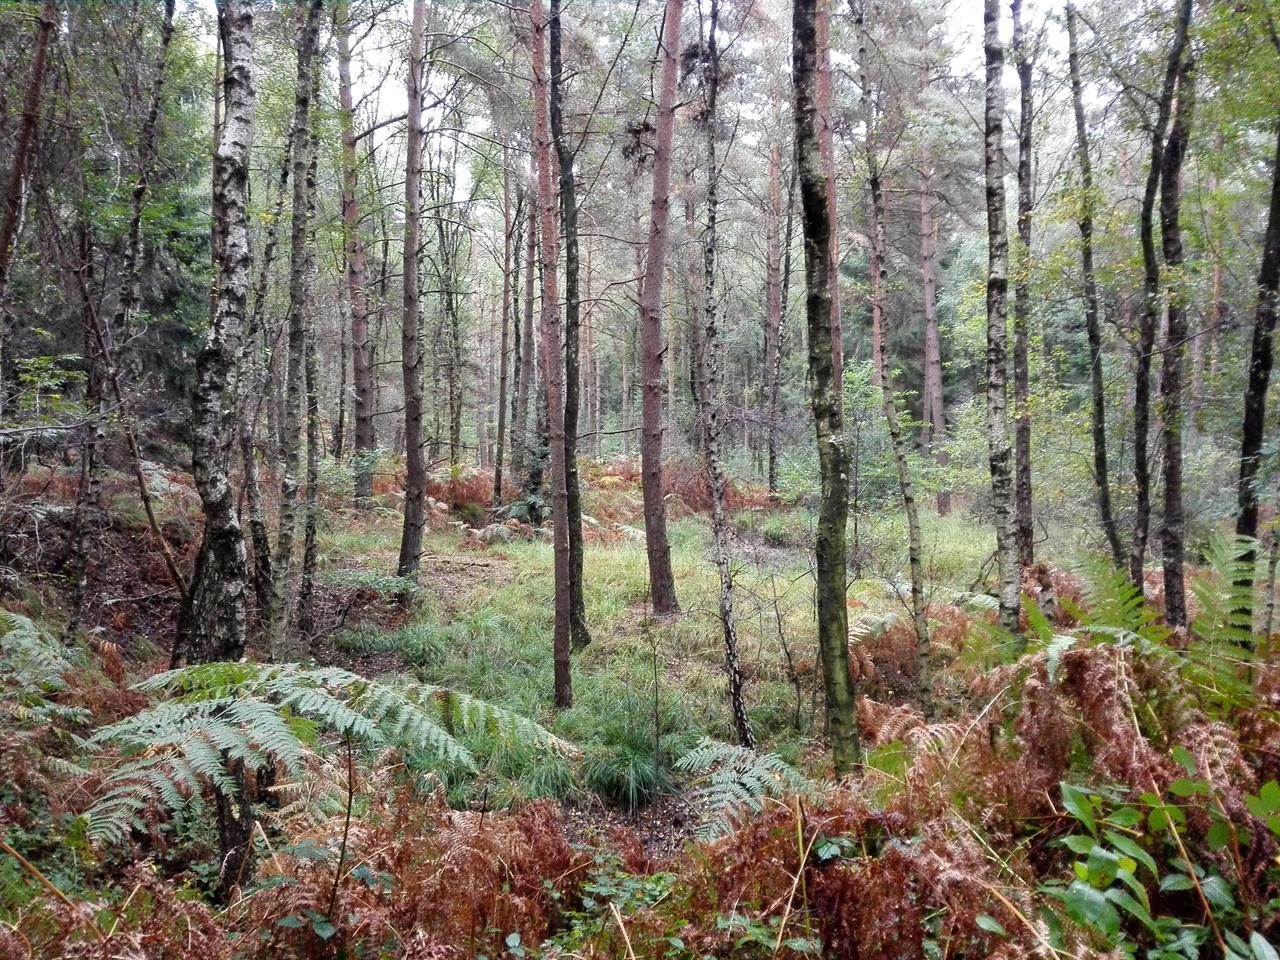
1012 0 1034 567
637 0 683 617
794 0 858 776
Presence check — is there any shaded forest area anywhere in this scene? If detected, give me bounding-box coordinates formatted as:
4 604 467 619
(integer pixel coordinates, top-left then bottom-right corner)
2 0 1280 956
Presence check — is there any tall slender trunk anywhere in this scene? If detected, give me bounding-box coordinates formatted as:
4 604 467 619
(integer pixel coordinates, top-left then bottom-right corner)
794 0 858 776
509 190 525 476
816 0 843 375
856 0 930 708
764 145 784 499
550 0 591 650
1236 123 1280 548
398 0 428 580
1066 7 1122 567
531 0 573 708
694 0 753 749
0 0 57 427
1132 0 1194 586
638 0 683 617
337 0 376 504
513 197 537 482
181 0 255 667
983 0 1019 635
297 330 321 641
1158 59 1195 629
493 147 512 505
1012 0 1034 567
268 0 322 662
920 160 949 516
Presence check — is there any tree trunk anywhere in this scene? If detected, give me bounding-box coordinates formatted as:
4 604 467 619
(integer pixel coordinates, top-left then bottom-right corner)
982 0 1019 635
1158 59 1195 629
1237 122 1280 547
1066 5 1124 569
181 0 255 667
764 145 784 500
337 0 376 504
509 189 525 476
513 196 537 482
1012 0 1034 567
920 160 949 517
637 0 682 617
0 0 57 426
794 0 858 776
493 147 512 505
268 0 322 663
695 0 754 749
1132 0 1193 587
531 0 573 708
397 0 428 582
550 0 591 650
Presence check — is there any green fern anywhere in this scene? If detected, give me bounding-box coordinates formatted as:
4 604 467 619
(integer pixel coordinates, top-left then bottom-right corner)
676 738 814 840
1185 533 1260 709
87 661 575 845
0 611 93 752
1073 561 1170 651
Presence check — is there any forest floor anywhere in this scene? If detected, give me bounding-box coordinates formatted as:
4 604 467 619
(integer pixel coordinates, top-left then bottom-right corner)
4 459 1279 958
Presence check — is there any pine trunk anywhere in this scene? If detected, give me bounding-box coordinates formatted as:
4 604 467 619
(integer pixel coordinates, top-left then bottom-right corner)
493 147 512 505
531 0 573 707
397 0 428 580
638 0 683 617
920 161 949 517
337 0 376 505
550 0 591 650
764 145 784 500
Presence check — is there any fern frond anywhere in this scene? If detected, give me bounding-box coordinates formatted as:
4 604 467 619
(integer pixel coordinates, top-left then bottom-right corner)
677 738 813 840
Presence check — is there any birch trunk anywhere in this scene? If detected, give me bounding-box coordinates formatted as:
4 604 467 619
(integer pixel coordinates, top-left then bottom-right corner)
982 0 1020 635
1012 0 1034 567
181 0 255 666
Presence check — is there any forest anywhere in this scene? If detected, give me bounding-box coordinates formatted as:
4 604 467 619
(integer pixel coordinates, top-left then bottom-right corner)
1 0 1279 956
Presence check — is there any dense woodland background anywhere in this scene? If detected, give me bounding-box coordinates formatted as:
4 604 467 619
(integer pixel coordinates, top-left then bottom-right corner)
1 0 1279 957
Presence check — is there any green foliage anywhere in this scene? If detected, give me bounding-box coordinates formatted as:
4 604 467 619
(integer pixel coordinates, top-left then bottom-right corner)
676 738 814 840
86 661 573 845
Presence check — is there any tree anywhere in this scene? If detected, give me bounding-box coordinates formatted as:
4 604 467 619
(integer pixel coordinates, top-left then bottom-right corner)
336 0 376 506
982 0 1019 635
793 0 858 775
0 0 57 427
1131 0 1193 587
180 0 255 667
1236 124 1280 545
1011 0 1034 567
493 146 513 506
1065 4 1124 569
397 0 427 583
549 0 590 650
1157 55 1196 629
637 0 682 618
268 0 323 662
855 0 929 708
693 0 753 749
531 0 573 709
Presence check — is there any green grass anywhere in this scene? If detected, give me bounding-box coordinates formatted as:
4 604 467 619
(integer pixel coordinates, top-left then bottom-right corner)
314 504 1042 810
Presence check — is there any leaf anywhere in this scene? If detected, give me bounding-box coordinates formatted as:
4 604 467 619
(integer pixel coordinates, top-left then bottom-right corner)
1103 830 1158 878
1060 783 1097 835
1061 835 1095 855
1086 844 1121 888
276 915 307 929
1251 932 1280 960
1206 819 1232 851
976 914 1008 937
1200 875 1234 911
1171 745 1197 775
1060 880 1120 939
1105 807 1143 828
1104 887 1156 933
1159 873 1195 892
1169 777 1208 798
